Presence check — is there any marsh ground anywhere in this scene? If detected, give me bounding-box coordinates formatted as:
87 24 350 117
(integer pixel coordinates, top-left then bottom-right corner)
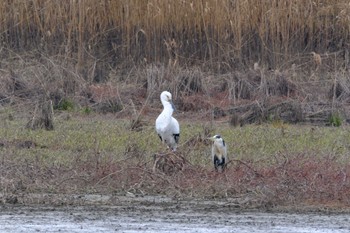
1 1 350 231
1 111 350 210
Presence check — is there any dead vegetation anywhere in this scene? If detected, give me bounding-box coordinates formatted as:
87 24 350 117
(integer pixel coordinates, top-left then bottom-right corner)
1 57 349 127
1 1 349 71
152 152 188 175
0 1 349 127
1 1 350 210
25 97 54 130
228 99 304 126
1 146 350 209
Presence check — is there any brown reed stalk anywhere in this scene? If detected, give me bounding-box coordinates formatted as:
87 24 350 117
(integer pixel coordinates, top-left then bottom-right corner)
0 0 348 71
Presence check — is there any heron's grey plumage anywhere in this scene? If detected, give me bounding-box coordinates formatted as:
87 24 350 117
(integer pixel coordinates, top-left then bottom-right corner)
210 135 227 171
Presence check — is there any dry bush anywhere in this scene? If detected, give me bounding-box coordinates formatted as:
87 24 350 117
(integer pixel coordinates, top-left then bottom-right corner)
144 64 168 99
224 68 297 103
0 53 85 104
182 128 212 150
144 65 207 100
255 153 350 205
268 71 297 98
177 94 212 112
26 99 54 130
328 72 350 102
152 153 188 175
175 67 205 95
0 69 37 105
141 65 212 112
236 71 261 99
228 99 303 126
303 102 347 126
0 53 127 115
1 55 347 126
145 65 163 94
83 83 123 114
2 146 350 208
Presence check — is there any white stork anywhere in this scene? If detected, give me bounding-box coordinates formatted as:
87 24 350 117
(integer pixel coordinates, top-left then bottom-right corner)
155 91 180 151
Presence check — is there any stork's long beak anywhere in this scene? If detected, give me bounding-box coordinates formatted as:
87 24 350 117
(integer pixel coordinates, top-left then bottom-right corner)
170 100 176 112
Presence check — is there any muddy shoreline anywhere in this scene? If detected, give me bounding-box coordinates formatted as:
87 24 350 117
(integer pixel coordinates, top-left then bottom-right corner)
1 194 350 233
1 193 350 214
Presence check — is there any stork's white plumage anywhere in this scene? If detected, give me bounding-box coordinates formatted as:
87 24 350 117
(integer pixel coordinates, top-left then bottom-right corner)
209 135 227 171
155 91 180 151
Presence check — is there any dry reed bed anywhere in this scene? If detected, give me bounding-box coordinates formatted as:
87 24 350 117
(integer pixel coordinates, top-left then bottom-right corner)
0 0 349 71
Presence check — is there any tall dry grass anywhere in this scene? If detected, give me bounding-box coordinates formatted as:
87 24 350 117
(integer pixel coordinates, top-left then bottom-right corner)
0 0 349 72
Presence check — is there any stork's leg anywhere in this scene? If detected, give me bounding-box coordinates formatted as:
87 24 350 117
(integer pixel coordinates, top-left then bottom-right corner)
173 133 180 144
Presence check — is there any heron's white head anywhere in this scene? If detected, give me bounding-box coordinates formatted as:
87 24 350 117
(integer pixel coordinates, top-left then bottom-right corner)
160 91 176 111
209 135 225 146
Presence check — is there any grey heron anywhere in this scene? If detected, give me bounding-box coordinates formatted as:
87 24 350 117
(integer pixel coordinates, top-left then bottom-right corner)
209 134 227 172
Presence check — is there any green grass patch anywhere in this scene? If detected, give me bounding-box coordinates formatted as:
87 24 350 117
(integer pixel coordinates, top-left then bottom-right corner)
1 115 350 166
2 113 350 205
55 99 75 111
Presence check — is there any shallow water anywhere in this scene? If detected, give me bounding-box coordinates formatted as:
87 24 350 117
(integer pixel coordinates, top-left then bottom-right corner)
1 205 350 233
